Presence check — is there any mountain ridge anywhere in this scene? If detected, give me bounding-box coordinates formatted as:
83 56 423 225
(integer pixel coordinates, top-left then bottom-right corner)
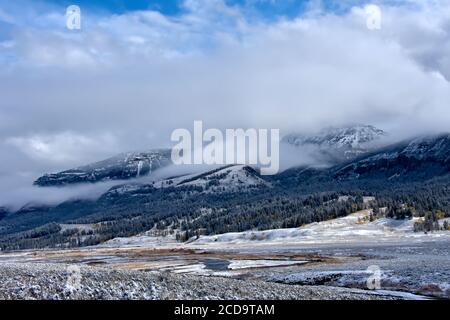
282 124 388 163
34 149 172 187
1 131 449 250
332 133 450 181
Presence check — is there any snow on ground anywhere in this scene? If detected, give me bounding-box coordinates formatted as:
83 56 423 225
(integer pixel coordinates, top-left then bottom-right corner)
101 234 181 248
190 210 450 247
162 263 207 274
228 259 308 270
98 210 450 250
0 262 408 300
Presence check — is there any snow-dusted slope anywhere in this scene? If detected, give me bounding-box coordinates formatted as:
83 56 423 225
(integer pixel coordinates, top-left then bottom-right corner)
174 165 269 192
282 125 387 162
334 133 450 180
191 210 450 247
34 149 172 186
106 165 270 197
98 210 450 249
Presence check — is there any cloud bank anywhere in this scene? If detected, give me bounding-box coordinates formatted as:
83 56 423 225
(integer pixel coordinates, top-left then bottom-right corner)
0 0 450 207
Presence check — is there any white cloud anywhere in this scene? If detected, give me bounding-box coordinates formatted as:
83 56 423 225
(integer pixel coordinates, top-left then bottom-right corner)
5 132 118 165
0 0 449 195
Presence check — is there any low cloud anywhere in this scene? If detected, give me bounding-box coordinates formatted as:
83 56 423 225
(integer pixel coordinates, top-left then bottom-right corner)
0 174 118 211
5 131 118 165
0 0 450 205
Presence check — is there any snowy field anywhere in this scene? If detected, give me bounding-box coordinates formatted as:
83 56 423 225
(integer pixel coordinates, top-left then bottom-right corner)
100 210 450 249
93 210 450 298
190 210 450 247
1 210 449 299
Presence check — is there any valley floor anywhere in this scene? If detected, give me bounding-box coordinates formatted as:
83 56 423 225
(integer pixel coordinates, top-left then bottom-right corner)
0 210 449 300
0 262 408 300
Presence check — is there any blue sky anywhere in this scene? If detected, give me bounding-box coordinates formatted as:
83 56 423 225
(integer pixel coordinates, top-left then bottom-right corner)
0 0 385 20
42 0 184 15
35 0 310 16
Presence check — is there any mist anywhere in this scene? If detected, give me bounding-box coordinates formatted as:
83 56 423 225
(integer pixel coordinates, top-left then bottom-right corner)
0 174 118 212
1 0 450 207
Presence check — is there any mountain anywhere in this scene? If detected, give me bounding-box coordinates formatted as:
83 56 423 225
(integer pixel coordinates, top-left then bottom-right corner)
34 149 172 186
333 133 450 181
282 125 387 163
107 165 270 197
166 164 269 192
0 207 8 221
2 133 450 250
33 124 385 187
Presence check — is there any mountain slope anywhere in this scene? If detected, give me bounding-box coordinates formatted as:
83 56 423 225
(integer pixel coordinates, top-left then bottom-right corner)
34 149 172 186
282 125 387 163
2 132 450 250
175 165 269 192
333 133 450 181
108 165 270 197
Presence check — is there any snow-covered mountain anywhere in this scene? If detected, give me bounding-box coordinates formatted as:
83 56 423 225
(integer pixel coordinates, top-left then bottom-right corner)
107 165 270 197
333 133 450 180
3 133 450 251
34 149 172 186
174 165 269 192
282 125 387 163
34 125 386 187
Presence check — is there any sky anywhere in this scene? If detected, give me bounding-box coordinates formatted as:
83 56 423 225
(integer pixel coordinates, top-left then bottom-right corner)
1 0 450 207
